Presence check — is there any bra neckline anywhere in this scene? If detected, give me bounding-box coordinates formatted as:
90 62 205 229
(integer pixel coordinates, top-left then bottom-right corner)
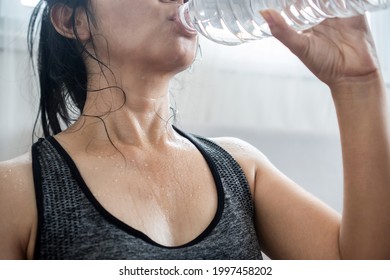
47 126 225 249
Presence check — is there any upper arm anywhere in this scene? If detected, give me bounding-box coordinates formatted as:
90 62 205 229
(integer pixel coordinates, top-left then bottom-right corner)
0 153 36 260
213 137 341 260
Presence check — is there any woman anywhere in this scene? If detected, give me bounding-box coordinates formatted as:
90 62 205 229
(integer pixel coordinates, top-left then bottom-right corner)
0 0 389 259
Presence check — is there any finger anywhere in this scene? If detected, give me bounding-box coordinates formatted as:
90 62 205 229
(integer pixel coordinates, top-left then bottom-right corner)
260 10 309 57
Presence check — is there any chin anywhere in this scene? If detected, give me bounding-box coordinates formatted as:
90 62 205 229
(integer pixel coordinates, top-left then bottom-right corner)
163 41 197 72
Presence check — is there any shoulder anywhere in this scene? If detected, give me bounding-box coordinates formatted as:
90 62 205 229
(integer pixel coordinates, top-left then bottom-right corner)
0 152 36 259
0 152 33 182
209 137 267 160
0 152 34 195
209 136 272 167
208 137 274 194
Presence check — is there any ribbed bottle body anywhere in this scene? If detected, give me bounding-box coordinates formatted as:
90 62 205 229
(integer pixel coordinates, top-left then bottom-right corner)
178 0 390 45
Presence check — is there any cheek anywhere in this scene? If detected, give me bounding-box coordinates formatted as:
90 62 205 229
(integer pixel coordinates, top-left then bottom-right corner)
93 1 150 43
91 20 148 61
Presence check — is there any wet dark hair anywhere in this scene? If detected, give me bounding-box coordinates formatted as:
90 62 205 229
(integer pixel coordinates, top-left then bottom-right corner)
28 0 92 138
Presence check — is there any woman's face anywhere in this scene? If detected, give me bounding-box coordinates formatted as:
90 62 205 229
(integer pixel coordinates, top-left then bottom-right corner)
88 0 198 75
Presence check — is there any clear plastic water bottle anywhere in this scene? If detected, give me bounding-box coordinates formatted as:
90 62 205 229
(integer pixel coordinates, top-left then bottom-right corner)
178 0 390 45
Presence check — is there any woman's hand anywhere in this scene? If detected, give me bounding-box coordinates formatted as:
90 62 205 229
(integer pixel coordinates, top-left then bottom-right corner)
260 10 381 89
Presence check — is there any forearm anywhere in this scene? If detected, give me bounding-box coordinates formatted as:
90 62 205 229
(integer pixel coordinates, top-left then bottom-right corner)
331 73 390 259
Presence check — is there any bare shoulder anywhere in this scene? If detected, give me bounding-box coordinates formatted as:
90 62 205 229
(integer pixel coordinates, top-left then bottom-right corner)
0 152 36 259
209 137 273 194
210 137 273 168
0 152 34 194
210 137 269 162
0 152 33 179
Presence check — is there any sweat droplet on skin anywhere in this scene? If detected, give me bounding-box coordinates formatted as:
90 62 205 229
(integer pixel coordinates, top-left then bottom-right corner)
95 191 107 198
165 213 174 222
8 177 25 193
2 169 12 178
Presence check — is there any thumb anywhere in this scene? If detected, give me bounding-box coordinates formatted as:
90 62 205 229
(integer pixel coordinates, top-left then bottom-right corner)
260 9 308 57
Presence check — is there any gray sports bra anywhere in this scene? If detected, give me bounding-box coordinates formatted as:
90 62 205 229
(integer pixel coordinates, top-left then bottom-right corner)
32 128 263 259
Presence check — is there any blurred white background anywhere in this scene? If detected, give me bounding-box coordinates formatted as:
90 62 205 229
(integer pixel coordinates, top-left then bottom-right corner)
1 0 390 213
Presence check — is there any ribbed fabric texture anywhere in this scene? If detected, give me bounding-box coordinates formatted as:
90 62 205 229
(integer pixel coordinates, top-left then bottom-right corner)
32 130 263 260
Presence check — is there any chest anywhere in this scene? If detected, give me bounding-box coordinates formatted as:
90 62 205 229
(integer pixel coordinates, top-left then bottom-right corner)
73 150 218 247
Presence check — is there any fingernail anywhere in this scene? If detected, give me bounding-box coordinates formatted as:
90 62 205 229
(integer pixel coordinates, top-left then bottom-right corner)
260 10 275 28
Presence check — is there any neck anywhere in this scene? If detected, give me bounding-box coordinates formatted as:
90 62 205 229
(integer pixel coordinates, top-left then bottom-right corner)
67 68 178 148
